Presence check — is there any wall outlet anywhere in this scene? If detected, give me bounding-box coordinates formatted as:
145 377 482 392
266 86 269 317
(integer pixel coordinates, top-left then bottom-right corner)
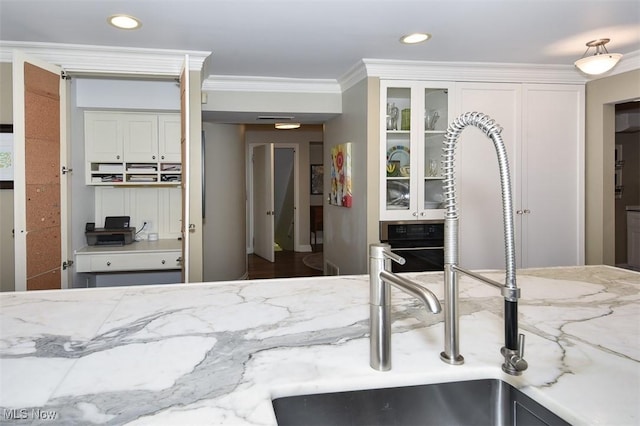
143 220 153 232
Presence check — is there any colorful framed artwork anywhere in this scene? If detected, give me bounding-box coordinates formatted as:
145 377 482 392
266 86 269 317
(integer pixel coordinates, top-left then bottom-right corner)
329 142 352 207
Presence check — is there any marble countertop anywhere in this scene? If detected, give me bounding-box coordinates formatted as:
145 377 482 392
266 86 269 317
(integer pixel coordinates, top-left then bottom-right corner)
1 266 638 425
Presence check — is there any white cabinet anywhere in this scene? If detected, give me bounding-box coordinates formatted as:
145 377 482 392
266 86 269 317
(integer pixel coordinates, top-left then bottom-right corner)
85 112 123 162
454 82 584 269
75 240 182 273
85 111 182 185
158 115 182 162
380 80 453 221
122 114 158 162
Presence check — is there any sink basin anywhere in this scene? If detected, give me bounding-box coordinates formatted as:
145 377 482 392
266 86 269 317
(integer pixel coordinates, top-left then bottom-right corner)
272 379 569 426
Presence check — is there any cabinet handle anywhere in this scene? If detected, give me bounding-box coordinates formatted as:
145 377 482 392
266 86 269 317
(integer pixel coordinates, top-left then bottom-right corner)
106 261 111 266
116 155 120 160
524 209 531 214
152 155 156 160
161 260 166 265
412 212 418 217
161 155 165 160
516 210 523 215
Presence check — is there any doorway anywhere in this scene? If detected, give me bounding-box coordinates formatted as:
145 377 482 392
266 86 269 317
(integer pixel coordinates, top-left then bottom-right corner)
249 142 300 262
614 101 640 269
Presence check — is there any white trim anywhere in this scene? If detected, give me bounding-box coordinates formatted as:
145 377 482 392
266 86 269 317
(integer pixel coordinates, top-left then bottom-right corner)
202 75 341 93
338 60 369 92
1 41 637 89
0 41 210 76
362 58 589 84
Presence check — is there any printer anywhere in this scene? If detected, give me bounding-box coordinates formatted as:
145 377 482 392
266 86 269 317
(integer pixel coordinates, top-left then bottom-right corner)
86 216 136 246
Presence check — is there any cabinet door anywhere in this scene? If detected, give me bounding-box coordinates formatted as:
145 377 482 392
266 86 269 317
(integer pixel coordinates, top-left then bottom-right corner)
85 112 123 162
419 85 450 219
380 81 450 221
158 114 182 162
521 84 584 267
455 82 522 269
381 82 416 220
123 114 158 162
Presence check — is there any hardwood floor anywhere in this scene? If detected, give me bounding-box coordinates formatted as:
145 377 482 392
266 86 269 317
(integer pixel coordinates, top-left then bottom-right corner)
247 247 323 280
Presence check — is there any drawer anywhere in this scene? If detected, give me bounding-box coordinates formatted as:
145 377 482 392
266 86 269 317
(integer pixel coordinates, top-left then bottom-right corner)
84 252 181 272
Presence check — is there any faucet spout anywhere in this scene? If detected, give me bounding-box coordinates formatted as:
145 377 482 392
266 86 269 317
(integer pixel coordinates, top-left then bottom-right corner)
440 112 527 375
379 270 441 314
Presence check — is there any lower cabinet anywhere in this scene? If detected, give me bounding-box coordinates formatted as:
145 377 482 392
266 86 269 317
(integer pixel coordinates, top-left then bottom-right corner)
75 240 182 273
83 252 181 272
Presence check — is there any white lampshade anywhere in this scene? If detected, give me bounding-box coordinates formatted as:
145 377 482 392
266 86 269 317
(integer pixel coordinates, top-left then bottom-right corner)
575 53 623 75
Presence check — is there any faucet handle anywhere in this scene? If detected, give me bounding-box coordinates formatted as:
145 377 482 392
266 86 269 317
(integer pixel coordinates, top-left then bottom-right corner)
501 333 528 375
383 250 406 265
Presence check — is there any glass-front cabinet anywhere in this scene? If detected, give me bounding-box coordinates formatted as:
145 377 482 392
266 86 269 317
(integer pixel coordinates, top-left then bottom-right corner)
380 80 452 221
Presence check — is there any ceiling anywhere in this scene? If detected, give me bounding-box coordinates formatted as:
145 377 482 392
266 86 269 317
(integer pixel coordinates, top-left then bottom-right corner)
1 1 639 126
1 0 639 81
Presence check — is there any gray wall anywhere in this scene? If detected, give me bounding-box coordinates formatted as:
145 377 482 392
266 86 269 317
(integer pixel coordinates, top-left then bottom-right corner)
585 69 640 265
0 62 14 291
323 77 377 275
202 122 247 281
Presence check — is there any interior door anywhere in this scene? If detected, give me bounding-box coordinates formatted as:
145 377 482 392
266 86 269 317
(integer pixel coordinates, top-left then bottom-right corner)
180 56 191 282
253 144 275 262
12 51 68 291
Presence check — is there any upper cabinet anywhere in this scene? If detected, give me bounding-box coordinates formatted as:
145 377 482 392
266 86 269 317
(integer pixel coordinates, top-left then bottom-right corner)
380 80 453 221
85 111 182 185
454 82 584 269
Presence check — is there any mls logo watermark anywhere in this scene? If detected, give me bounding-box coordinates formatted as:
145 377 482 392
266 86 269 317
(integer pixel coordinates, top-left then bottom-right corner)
3 408 58 421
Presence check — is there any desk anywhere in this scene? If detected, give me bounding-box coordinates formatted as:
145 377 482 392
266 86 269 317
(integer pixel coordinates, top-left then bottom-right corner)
75 239 182 273
310 205 323 250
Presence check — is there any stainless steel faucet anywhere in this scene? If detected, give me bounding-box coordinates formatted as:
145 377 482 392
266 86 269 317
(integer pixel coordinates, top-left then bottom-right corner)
440 112 528 375
369 243 441 371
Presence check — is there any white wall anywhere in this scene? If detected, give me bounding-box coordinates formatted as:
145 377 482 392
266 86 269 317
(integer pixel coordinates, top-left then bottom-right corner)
202 122 247 281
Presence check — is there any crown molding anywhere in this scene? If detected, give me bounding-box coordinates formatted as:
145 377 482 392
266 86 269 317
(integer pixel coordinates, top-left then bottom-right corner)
201 75 341 94
338 60 369 92
0 41 210 76
361 58 593 85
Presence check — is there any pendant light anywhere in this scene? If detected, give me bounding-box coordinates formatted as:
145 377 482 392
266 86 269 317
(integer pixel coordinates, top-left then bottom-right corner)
574 39 622 75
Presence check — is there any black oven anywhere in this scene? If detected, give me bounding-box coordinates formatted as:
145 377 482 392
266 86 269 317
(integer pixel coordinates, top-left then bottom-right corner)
380 220 444 272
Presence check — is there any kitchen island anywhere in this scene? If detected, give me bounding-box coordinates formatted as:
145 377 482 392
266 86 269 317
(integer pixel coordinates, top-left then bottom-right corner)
0 266 638 425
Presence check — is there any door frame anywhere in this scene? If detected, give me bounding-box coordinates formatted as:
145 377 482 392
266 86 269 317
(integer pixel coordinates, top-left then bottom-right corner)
247 142 300 255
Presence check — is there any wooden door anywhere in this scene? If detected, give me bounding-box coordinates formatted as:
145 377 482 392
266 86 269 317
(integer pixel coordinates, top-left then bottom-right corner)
12 52 67 290
253 144 275 262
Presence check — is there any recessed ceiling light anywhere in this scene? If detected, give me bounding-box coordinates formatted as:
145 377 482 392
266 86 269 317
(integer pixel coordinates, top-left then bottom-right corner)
400 33 431 44
275 123 301 130
108 14 142 30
